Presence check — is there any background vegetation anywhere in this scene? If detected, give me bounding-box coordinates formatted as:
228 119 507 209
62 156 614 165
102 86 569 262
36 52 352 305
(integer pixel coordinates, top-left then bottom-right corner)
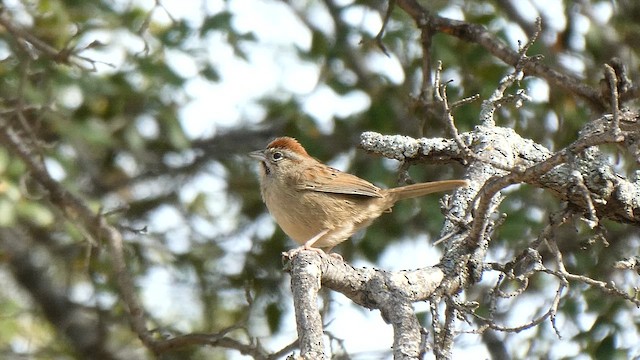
0 0 638 359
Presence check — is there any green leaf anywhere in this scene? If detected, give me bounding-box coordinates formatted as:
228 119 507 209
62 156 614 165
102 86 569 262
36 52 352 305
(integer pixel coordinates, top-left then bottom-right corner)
200 12 233 36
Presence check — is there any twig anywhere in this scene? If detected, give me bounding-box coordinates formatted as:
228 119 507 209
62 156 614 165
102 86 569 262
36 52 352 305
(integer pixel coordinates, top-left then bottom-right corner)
433 61 476 164
0 9 111 70
480 17 542 127
542 268 640 307
374 0 395 56
567 169 599 228
603 63 621 135
394 0 607 110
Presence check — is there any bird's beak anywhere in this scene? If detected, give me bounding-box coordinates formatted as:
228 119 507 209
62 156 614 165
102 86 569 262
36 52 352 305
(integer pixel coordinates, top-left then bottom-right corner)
249 150 266 161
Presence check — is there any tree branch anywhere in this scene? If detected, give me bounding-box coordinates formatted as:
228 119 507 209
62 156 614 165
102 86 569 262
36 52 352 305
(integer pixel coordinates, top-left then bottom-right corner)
289 252 325 359
394 0 607 110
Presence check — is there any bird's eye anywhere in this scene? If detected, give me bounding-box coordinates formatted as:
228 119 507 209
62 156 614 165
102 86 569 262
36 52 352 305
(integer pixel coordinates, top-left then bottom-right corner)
271 151 284 161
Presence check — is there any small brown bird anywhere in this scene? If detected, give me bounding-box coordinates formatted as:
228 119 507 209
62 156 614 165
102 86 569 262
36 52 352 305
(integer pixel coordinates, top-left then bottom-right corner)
250 137 468 255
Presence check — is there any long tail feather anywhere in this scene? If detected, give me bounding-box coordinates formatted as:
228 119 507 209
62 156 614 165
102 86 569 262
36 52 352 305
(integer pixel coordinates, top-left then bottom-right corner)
386 179 468 202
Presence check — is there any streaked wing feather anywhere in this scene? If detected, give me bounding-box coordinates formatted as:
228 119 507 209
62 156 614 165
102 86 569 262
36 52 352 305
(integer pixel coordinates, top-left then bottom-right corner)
296 166 383 198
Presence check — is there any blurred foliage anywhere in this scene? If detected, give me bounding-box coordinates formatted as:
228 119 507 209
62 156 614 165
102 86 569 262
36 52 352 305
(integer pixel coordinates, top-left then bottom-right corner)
0 0 638 359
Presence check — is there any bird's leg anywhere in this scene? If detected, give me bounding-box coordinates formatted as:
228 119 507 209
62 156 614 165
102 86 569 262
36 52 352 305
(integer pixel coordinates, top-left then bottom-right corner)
284 229 329 257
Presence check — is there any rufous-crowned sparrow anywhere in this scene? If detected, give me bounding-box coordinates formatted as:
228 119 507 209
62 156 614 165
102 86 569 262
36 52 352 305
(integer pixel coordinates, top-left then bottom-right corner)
250 137 468 255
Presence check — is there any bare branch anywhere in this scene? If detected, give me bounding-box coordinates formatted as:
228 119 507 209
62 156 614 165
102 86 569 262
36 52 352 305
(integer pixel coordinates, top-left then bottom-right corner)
0 9 112 70
373 0 395 56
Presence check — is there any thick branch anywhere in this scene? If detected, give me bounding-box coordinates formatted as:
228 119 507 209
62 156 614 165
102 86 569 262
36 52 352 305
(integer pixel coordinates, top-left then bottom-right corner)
360 120 640 227
289 253 325 359
319 255 445 305
287 252 446 358
382 300 423 359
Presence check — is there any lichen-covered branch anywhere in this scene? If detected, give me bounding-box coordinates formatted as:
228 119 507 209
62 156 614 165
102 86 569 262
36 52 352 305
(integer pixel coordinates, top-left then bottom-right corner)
289 253 325 359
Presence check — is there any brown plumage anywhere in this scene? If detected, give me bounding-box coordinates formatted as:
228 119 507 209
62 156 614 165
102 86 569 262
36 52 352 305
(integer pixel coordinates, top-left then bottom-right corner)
250 137 468 253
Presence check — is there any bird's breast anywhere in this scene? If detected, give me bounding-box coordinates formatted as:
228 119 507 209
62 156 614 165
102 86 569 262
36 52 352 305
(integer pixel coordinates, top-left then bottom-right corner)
262 182 389 248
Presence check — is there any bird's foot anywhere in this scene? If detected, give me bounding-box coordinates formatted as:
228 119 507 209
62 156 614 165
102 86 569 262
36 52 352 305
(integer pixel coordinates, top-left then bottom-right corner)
282 244 325 259
282 246 344 262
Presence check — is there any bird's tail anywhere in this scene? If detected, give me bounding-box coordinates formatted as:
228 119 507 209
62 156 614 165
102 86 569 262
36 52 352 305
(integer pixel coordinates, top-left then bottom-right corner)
386 179 468 203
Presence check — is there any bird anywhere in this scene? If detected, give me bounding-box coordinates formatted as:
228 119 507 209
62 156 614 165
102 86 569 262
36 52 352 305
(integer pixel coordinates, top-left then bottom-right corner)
250 136 468 256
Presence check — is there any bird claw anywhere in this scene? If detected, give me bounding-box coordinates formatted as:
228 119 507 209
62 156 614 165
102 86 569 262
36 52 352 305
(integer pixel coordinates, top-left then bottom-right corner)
281 246 344 262
282 245 325 259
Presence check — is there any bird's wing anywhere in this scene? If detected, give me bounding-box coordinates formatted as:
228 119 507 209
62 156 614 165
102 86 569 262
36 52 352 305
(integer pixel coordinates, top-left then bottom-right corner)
296 165 383 198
